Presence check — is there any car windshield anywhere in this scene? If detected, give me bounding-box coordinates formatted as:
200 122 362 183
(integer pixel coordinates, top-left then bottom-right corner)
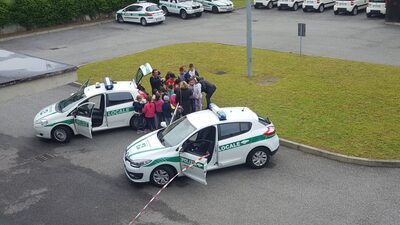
57 88 86 113
146 5 160 11
159 116 196 147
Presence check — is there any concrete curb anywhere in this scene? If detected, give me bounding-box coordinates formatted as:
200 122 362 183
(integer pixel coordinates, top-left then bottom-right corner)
0 19 114 42
280 138 400 168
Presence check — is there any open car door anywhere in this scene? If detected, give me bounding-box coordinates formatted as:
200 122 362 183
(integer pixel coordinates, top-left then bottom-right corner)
179 150 208 185
74 102 95 139
134 63 153 85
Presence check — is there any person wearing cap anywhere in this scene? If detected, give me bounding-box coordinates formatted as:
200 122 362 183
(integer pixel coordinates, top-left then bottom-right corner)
162 95 173 125
150 69 163 94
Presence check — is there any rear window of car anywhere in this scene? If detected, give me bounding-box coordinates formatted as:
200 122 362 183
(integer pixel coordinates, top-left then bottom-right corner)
146 5 160 11
258 116 271 126
218 122 252 140
107 92 133 107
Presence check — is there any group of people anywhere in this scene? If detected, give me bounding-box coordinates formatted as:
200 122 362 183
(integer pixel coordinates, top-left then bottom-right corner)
133 63 217 133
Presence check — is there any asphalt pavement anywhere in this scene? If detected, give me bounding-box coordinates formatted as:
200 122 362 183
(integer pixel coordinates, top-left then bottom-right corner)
1 8 400 225
0 9 399 66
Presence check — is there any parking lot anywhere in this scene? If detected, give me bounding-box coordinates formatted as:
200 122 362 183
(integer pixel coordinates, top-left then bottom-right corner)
1 7 400 225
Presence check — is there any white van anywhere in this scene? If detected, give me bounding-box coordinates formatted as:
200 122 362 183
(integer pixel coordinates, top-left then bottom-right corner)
334 0 368 15
366 0 386 17
302 0 335 12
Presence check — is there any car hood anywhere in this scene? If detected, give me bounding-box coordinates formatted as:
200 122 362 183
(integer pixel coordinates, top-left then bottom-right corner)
181 1 202 7
215 0 233 5
126 131 166 159
34 103 57 122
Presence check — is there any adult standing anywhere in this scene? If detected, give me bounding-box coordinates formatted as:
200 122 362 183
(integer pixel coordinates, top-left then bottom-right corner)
178 66 187 82
189 78 202 112
187 63 200 78
198 77 216 109
149 69 163 94
175 81 193 116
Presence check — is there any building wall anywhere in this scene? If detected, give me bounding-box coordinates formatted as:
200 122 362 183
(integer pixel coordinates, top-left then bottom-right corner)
386 0 400 22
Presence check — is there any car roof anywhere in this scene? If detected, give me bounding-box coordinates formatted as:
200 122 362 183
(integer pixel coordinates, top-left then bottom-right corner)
84 81 136 97
127 2 157 7
187 107 258 129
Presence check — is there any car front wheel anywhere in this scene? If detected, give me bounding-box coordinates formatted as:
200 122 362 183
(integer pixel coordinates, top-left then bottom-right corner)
162 6 169 15
292 3 298 11
51 125 72 143
180 10 188 19
140 18 147 26
334 10 339 15
117 15 124 23
351 6 358 15
150 166 176 187
318 4 324 12
267 1 273 9
196 12 202 17
246 147 270 169
212 6 219 13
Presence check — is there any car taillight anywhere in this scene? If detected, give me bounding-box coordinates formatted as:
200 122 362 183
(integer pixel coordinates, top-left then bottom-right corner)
264 127 276 137
350 0 354 5
146 12 153 16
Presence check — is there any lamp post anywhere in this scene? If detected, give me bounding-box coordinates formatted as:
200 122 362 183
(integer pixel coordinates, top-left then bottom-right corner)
246 0 253 78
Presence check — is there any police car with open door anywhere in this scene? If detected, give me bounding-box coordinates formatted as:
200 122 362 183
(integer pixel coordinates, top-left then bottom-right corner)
33 63 153 143
123 104 279 187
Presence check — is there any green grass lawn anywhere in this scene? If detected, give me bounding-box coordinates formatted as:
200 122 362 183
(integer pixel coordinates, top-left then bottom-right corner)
78 42 400 160
232 0 246 8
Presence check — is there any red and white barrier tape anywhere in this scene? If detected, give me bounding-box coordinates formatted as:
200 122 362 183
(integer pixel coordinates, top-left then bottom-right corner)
129 152 210 225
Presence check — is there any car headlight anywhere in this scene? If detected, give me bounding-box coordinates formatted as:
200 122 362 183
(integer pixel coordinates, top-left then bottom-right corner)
36 119 48 126
129 159 152 168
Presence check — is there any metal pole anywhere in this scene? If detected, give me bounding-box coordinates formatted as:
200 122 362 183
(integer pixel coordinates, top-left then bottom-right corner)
300 36 302 56
246 0 252 78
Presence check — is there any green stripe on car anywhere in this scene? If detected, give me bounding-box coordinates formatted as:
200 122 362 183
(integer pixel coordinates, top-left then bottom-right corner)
144 156 180 167
45 119 74 127
107 107 134 117
218 134 275 152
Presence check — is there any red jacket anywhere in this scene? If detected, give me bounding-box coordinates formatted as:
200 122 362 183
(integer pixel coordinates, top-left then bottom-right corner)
143 102 156 118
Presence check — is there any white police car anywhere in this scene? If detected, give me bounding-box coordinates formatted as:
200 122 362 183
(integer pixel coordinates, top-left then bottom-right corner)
33 63 153 143
254 0 278 9
160 0 204 19
278 0 304 10
194 0 234 13
123 104 279 187
116 2 165 26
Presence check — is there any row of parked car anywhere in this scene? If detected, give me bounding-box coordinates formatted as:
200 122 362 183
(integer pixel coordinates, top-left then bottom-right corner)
115 0 234 26
254 0 386 17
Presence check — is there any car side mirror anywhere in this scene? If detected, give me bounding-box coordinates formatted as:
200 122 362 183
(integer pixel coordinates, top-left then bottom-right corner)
160 121 167 128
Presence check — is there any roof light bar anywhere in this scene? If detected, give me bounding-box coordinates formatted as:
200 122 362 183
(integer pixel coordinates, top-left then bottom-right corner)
209 103 226 121
104 77 113 90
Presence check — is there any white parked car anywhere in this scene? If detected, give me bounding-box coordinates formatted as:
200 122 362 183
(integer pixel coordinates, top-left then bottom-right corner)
116 3 165 26
278 0 304 10
33 63 153 143
366 0 386 17
123 104 279 187
195 0 234 12
302 0 335 12
160 0 204 19
254 0 278 9
333 0 367 15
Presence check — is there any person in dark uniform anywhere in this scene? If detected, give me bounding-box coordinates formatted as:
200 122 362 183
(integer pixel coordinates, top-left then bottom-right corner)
198 77 216 109
149 69 163 94
175 81 193 116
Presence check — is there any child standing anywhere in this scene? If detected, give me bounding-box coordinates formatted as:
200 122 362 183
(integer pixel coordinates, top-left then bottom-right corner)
142 95 156 132
154 94 164 129
190 78 202 112
133 95 146 133
162 95 173 125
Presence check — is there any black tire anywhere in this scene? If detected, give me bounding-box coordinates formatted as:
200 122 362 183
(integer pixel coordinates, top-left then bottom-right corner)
254 3 261 9
162 6 169 16
130 115 146 130
196 12 202 17
267 1 273 9
351 6 358 15
292 2 298 11
130 116 137 130
51 125 72 143
366 12 371 18
150 165 176 187
318 4 324 12
212 6 219 13
117 15 124 23
278 5 282 10
303 7 307 12
140 18 147 26
246 147 271 169
180 10 188 19
334 10 338 15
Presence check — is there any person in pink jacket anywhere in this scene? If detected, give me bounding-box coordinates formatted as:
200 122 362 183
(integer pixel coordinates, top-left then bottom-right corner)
153 93 164 129
142 95 156 132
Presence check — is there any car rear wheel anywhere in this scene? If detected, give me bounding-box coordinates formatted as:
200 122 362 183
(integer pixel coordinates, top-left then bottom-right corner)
196 12 202 17
212 6 219 13
366 12 371 18
318 4 324 12
292 3 298 11
246 147 270 169
51 125 72 143
254 3 261 9
351 6 358 15
180 10 188 19
150 166 176 187
334 10 339 15
140 18 147 26
117 15 124 23
267 1 273 9
162 6 169 15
